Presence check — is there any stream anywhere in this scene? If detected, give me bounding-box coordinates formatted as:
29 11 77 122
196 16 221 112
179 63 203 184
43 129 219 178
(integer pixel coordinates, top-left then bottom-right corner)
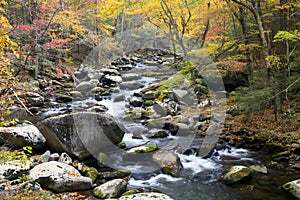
43 52 295 200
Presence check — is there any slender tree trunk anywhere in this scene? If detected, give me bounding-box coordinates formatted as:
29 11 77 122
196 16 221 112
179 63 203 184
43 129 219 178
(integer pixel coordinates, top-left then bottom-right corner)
200 2 210 48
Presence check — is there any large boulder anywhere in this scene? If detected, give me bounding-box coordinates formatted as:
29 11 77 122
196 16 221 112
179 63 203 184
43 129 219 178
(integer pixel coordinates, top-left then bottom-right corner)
29 161 93 192
220 165 252 185
282 179 300 198
0 121 45 149
75 79 99 92
119 192 174 200
152 150 183 177
93 179 127 198
37 112 125 160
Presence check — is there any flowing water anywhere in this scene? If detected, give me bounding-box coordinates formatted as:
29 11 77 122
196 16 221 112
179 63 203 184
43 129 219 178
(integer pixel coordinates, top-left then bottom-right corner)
43 56 296 200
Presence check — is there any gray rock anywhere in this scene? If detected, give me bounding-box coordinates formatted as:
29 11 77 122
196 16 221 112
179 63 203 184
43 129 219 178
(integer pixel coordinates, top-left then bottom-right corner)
128 97 143 107
119 81 144 90
58 152 72 165
119 192 174 200
98 170 131 180
113 94 126 102
29 107 40 114
152 150 183 176
153 103 167 116
39 150 51 163
29 161 92 192
103 74 123 84
0 160 31 180
76 79 99 92
3 107 30 121
249 165 268 174
122 73 141 81
55 94 72 103
147 129 169 138
19 92 44 107
49 153 60 161
172 89 195 106
0 122 45 149
87 105 108 113
70 91 83 98
142 91 156 100
221 165 252 185
100 68 121 76
91 87 105 94
282 179 300 198
37 112 125 160
93 179 127 198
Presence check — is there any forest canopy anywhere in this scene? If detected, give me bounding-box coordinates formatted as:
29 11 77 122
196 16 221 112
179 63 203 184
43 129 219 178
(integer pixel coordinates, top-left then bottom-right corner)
0 0 300 120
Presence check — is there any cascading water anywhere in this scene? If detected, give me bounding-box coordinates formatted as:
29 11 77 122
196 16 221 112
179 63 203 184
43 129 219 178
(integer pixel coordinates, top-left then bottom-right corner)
41 52 292 200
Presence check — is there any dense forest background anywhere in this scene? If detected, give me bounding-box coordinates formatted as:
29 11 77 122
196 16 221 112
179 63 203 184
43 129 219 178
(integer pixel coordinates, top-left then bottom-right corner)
1 0 300 124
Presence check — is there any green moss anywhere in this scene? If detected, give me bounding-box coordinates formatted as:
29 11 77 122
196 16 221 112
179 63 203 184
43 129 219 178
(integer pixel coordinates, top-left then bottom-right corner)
121 188 140 196
178 61 196 75
117 141 126 149
144 100 154 106
265 142 286 153
81 164 99 182
273 151 291 158
131 145 159 154
162 167 173 175
101 91 111 96
0 146 32 164
94 188 105 198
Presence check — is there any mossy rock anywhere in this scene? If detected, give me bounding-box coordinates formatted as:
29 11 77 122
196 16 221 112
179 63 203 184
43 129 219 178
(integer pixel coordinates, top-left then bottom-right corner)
122 188 140 196
55 94 72 103
127 145 159 154
221 165 252 185
282 179 300 198
81 164 99 182
263 142 286 154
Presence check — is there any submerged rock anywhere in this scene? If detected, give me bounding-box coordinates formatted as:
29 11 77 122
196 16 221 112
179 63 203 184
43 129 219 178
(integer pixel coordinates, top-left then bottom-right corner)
119 192 174 200
120 81 144 90
29 161 93 192
282 179 300 198
93 179 127 198
221 165 252 185
98 169 131 181
37 112 125 160
0 121 45 149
